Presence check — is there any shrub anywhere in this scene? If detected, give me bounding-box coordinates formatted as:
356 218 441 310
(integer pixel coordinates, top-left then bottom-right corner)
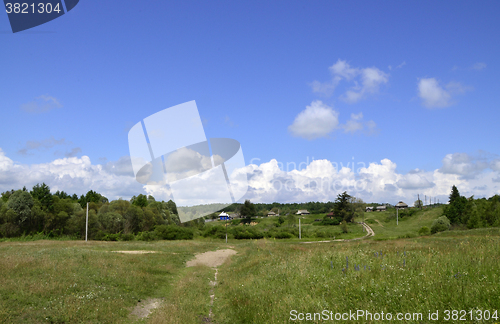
418 226 431 236
121 233 135 241
154 225 194 240
265 228 297 239
340 222 349 233
431 216 451 234
231 227 263 239
105 233 121 241
202 225 228 239
136 231 158 241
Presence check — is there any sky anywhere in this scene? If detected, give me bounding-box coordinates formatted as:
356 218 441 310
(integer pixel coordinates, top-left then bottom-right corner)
1 1 500 206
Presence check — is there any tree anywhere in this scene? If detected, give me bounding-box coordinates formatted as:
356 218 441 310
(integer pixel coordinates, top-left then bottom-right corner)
334 192 352 222
7 190 34 228
414 199 423 209
449 185 461 205
348 196 365 223
131 194 148 208
443 185 467 224
240 200 256 222
124 205 144 234
31 183 53 211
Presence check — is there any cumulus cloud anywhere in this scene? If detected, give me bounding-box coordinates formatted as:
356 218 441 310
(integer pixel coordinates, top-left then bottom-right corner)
341 113 377 135
0 147 498 207
439 153 489 179
0 148 144 200
396 171 435 189
417 78 470 108
288 100 339 140
20 95 62 113
311 60 389 103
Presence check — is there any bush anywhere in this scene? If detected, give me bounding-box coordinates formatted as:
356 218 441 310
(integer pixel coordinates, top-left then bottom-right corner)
202 225 228 239
265 228 297 239
418 226 431 236
154 225 194 240
105 233 121 241
317 216 341 226
136 231 158 241
431 216 451 234
121 233 135 241
231 227 263 239
340 222 349 233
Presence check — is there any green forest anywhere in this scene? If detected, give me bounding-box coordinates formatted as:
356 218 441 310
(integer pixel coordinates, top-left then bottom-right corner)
0 183 499 241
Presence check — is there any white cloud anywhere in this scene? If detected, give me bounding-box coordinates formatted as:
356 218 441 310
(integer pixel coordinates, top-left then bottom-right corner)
311 59 389 103
418 78 471 108
20 95 62 113
471 62 486 71
418 78 452 108
0 148 144 200
288 101 339 140
439 153 489 179
341 113 377 135
0 147 498 206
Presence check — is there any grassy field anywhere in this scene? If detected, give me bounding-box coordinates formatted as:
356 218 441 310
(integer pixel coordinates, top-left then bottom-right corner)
1 209 500 323
359 206 442 240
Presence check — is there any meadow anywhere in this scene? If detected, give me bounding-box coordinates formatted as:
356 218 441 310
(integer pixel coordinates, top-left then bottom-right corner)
1 208 499 323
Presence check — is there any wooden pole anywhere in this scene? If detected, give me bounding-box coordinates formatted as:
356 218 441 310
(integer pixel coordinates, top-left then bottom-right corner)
85 202 88 242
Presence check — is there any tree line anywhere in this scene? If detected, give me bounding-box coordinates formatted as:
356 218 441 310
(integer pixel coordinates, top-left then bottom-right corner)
0 183 188 239
442 185 500 229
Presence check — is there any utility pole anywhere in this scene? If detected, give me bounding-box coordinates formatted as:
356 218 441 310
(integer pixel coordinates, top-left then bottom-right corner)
85 202 88 242
418 194 421 210
299 218 301 239
225 211 228 243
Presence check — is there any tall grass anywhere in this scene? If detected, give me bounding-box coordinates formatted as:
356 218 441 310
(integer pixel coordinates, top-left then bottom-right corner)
212 230 500 323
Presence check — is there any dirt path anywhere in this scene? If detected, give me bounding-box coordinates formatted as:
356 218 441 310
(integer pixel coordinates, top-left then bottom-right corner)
186 249 237 323
186 249 237 268
375 219 384 227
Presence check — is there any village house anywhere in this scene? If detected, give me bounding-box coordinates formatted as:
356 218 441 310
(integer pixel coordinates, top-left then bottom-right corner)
395 201 409 210
296 210 310 215
366 206 374 212
376 206 387 212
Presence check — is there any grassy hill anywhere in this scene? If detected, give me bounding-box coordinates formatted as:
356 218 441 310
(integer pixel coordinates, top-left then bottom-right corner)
359 206 443 240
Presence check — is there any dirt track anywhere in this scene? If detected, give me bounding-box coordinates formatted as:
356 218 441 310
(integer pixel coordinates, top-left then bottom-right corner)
186 249 237 268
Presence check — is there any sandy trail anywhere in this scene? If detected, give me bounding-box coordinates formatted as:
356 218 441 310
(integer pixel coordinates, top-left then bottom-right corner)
186 249 237 268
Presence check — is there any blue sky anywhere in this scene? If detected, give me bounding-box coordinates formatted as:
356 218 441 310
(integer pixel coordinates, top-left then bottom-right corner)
1 1 499 205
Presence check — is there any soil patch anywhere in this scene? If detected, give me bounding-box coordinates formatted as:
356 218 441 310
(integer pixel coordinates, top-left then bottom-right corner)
186 249 237 268
112 250 158 254
130 298 163 319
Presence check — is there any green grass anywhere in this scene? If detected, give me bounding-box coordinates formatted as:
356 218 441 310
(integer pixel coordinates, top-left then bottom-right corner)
0 240 224 323
2 213 500 323
206 214 368 240
212 232 500 323
360 207 443 240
